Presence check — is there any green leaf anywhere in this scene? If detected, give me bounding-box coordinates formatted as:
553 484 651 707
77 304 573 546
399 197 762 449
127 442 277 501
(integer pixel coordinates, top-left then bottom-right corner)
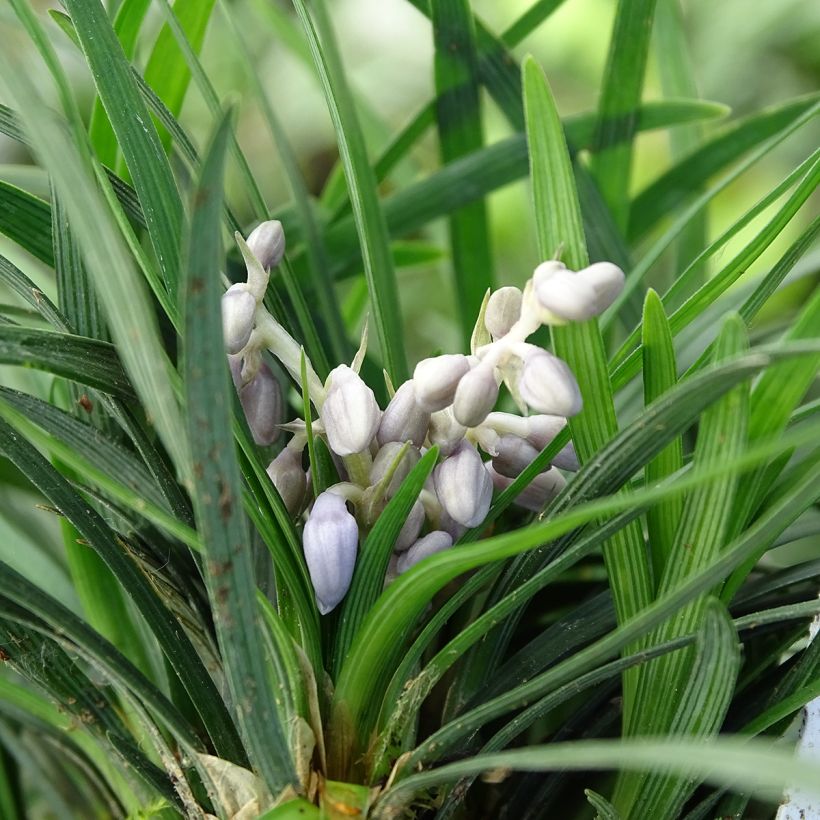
181 107 297 794
432 0 493 347
62 0 184 292
0 255 68 331
292 0 408 382
641 290 682 587
0 181 53 266
629 93 820 241
586 789 621 820
589 0 659 229
143 0 215 152
523 55 651 674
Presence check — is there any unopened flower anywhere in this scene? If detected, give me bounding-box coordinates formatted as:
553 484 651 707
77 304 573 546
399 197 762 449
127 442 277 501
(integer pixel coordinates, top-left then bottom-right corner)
221 284 256 354
246 220 286 271
239 362 282 446
395 500 426 552
485 286 523 339
302 491 358 614
377 380 430 447
413 354 471 411
321 365 381 456
515 344 582 417
370 442 421 496
486 463 566 512
525 415 580 471
452 362 500 428
576 262 625 315
434 441 493 528
531 260 624 323
428 407 467 457
492 434 540 479
396 530 453 574
266 447 307 516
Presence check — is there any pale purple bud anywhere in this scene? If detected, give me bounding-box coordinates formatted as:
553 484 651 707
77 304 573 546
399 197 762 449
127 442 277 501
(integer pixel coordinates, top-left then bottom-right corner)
397 531 453 574
228 353 243 389
239 363 282 445
302 491 358 614
516 345 582 417
439 509 467 542
434 441 493 528
576 262 625 315
428 408 467 457
485 463 566 512
525 415 580 471
321 365 381 456
485 286 523 339
395 500 425 552
377 380 430 447
532 262 598 322
413 354 471 411
369 442 421 496
266 448 307 516
452 362 500 428
246 220 286 271
492 434 541 479
221 284 256 354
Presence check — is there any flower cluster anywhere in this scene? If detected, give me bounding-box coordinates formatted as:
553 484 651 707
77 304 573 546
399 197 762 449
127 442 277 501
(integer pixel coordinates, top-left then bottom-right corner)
222 222 624 614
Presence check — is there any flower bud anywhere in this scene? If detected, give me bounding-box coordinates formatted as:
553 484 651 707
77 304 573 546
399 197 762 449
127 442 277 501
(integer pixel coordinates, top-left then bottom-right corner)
413 354 471 411
428 407 467 457
370 442 421 496
434 441 493 528
525 415 579 471
395 500 425 552
485 463 566 513
246 220 286 271
239 362 282 445
377 380 430 447
492 434 541 479
302 491 358 614
452 362 500 428
221 284 256 354
576 262 625 315
321 365 381 457
515 344 582 418
397 530 452 574
532 261 598 323
485 286 523 339
266 447 307 515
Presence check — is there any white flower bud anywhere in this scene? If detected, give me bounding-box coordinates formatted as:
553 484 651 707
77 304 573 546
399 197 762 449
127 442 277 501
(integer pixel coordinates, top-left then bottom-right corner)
413 354 471 411
515 344 582 418
434 441 493 528
485 463 566 512
485 286 523 339
239 362 282 445
428 407 467 457
221 284 256 354
246 220 286 271
397 530 453 574
266 448 307 516
452 362 500 428
532 261 598 323
576 262 625 315
492 434 541 479
377 380 430 447
302 491 358 614
321 365 381 457
395 500 426 552
369 442 421 496
525 415 580 471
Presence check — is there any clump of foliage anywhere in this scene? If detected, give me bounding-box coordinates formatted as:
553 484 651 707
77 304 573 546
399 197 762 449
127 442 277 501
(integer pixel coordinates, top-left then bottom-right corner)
0 0 818 818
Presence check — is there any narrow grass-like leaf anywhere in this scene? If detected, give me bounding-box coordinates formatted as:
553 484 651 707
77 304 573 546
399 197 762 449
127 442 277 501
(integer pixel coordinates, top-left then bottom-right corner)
641 290 682 587
0 182 53 266
143 0 215 153
629 94 820 241
0 256 68 331
181 108 297 793
432 0 493 347
586 789 621 820
0 416 244 762
61 0 184 292
523 56 651 655
589 0 658 228
292 0 407 382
